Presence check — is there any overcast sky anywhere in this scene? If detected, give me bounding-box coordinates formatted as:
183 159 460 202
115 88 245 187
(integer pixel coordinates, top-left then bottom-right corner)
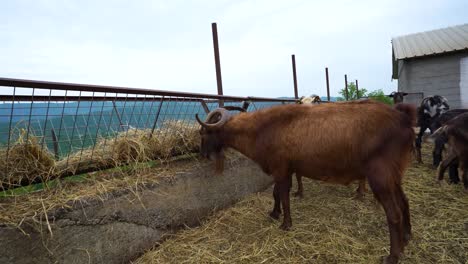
1 0 467 98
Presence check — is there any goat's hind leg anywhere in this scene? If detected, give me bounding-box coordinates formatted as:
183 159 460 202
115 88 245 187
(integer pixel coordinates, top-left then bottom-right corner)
396 185 411 245
461 159 468 190
366 163 406 264
438 152 457 183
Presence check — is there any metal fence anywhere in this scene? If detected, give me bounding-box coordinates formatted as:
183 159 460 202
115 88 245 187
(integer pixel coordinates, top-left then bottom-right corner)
0 77 295 188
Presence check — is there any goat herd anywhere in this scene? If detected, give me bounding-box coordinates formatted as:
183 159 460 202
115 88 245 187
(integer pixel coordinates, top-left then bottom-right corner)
194 93 467 264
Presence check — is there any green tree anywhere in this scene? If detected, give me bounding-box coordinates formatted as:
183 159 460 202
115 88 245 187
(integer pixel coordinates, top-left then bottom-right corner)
367 89 393 105
337 82 368 101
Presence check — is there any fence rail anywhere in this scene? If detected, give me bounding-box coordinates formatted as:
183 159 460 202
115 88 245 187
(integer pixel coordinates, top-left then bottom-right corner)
0 77 296 190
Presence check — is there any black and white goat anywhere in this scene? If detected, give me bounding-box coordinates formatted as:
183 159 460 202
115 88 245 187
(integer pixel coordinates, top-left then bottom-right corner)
298 95 322 104
415 95 450 163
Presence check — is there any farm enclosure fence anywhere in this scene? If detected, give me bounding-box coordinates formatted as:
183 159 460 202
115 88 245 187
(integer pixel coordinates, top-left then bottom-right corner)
0 78 295 189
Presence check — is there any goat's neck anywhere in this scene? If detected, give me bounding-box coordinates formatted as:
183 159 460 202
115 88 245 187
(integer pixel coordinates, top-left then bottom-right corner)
223 116 258 160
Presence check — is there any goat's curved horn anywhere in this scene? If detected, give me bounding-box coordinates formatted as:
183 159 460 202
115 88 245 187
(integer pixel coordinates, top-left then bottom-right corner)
195 108 230 129
222 106 246 112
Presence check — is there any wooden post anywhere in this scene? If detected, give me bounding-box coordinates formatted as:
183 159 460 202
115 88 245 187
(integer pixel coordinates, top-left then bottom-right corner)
355 79 359 99
291 54 298 99
211 22 224 107
325 67 330 101
344 74 349 101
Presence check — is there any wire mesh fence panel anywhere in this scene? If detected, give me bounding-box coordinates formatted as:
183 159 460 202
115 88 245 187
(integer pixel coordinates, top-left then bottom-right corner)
0 78 295 190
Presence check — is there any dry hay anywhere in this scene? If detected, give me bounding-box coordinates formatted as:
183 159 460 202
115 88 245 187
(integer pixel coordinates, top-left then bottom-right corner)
0 154 202 231
58 120 200 175
0 129 55 189
0 120 200 187
135 143 468 264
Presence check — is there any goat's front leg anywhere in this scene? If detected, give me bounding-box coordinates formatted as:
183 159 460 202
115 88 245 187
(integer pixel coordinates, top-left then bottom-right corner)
278 177 292 230
355 180 367 199
294 174 304 198
269 183 281 220
415 124 427 164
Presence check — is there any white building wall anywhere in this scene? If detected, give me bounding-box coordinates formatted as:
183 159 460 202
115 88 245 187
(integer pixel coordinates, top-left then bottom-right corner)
460 56 468 108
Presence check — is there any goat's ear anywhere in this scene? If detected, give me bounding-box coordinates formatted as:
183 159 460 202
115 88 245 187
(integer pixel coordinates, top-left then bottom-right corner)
389 92 395 97
403 93 409 96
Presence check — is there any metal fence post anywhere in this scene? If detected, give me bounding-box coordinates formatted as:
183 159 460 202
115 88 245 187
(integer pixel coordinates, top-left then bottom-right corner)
344 74 348 101
51 128 59 160
292 54 298 99
356 79 359 99
211 22 224 107
325 67 330 101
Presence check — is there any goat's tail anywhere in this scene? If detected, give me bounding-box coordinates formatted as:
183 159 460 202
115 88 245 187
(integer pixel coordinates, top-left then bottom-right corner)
395 103 417 127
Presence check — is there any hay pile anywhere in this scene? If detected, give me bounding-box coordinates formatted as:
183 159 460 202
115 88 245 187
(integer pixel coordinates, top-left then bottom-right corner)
135 143 468 264
0 129 55 189
56 120 199 175
0 121 200 188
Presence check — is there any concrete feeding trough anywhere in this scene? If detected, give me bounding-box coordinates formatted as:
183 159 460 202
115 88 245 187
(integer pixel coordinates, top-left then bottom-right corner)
0 155 272 264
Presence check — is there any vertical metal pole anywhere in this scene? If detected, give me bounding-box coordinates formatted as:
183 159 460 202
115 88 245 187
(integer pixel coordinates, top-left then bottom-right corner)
344 74 349 101
211 22 224 107
41 89 53 150
51 128 59 160
325 67 330 101
112 101 123 130
150 96 165 138
292 54 298 99
5 87 16 165
355 79 359 99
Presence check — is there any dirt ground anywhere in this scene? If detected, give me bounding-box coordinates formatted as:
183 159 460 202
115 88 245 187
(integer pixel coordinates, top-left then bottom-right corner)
135 144 468 264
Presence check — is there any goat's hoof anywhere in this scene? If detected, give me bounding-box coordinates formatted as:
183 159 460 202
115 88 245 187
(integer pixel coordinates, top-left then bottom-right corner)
269 211 280 220
382 255 399 264
293 191 303 198
279 222 292 231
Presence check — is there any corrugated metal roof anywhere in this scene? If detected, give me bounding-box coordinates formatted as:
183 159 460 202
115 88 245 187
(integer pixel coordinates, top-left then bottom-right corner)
392 23 468 60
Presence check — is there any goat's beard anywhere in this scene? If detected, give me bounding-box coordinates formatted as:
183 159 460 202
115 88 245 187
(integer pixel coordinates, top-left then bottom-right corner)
210 151 225 174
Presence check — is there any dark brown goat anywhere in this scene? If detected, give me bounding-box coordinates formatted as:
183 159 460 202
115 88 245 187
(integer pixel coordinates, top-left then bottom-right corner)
389 92 408 104
429 112 468 190
196 100 416 264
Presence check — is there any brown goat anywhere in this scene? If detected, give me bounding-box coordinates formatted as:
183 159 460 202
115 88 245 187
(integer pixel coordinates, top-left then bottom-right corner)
295 98 367 199
428 112 468 189
196 100 416 263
